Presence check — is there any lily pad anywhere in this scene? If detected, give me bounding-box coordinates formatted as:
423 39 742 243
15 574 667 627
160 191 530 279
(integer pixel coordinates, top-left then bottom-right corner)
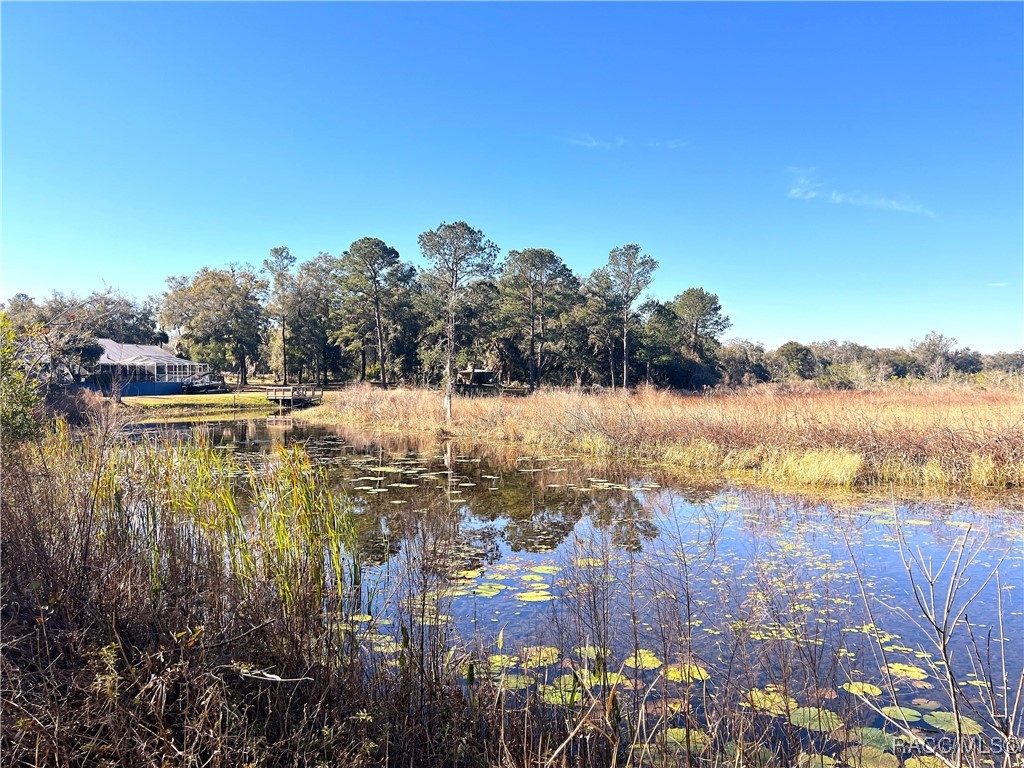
520 645 559 667
372 638 402 654
724 741 775 764
789 706 842 732
922 710 984 735
665 727 710 753
488 654 519 672
841 682 882 697
746 686 797 716
885 663 928 681
516 590 555 602
474 582 505 598
795 753 838 768
847 727 899 752
573 644 610 661
496 672 532 690
539 680 581 706
623 649 663 670
665 662 710 683
530 565 561 575
880 705 921 723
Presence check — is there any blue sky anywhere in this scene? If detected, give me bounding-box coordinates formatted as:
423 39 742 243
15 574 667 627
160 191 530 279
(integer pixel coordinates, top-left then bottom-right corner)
3 2 1021 353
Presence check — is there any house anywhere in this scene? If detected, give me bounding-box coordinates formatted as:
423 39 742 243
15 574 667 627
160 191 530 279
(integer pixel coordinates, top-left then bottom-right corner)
89 339 209 396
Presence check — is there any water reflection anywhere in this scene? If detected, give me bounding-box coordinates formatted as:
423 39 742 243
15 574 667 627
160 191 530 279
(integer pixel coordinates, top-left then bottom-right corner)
126 417 1024 703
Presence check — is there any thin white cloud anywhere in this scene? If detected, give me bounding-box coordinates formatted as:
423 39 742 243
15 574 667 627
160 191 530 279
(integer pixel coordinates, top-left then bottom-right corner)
786 167 934 217
787 166 824 200
648 138 686 150
568 134 626 149
986 282 1009 288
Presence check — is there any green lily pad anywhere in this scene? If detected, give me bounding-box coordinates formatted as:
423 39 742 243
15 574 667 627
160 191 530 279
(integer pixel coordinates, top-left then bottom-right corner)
495 672 532 690
724 740 775 764
879 705 921 723
789 706 842 732
885 663 928 681
530 565 560 575
847 727 899 752
573 644 610 661
488 654 519 672
516 590 555 602
539 680 581 706
841 681 882 697
520 645 559 667
665 727 710 753
623 649 663 670
372 638 402 654
665 662 710 683
922 710 984 735
474 582 505 598
795 753 838 768
746 686 797 716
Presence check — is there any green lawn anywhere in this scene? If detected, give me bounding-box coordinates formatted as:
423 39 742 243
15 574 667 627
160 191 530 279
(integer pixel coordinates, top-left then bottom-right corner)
120 392 274 410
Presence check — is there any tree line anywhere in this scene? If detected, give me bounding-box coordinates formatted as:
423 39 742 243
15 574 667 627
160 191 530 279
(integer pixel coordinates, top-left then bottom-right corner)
4 220 1021 394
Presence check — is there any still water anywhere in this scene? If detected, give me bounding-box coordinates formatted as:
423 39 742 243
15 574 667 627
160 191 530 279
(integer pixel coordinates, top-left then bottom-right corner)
133 417 1024 745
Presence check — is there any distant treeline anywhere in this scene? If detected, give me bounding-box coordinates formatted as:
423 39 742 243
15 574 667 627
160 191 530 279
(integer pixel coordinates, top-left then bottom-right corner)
4 221 1021 391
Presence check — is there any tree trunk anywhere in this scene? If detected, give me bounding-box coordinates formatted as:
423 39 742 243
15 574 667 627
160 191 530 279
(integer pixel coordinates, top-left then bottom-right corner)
281 317 288 385
536 312 546 390
374 295 387 386
443 275 456 424
359 345 366 382
528 325 537 392
622 312 629 390
608 344 616 391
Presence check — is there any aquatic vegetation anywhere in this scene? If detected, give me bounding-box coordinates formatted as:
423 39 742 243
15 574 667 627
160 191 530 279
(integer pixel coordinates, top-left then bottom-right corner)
789 706 843 732
306 385 1024 490
841 681 883 697
923 710 984 735
664 726 711 753
520 645 560 667
665 662 710 683
2 420 1020 768
879 705 922 723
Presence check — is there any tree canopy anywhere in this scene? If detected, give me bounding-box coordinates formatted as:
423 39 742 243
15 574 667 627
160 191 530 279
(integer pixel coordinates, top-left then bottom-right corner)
8 228 1017 395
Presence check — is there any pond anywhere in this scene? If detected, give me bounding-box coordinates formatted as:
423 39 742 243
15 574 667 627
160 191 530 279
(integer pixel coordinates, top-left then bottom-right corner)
130 417 1024 759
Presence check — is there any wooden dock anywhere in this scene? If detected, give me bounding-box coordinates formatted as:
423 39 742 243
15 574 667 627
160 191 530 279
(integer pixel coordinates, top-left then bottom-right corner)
266 386 324 407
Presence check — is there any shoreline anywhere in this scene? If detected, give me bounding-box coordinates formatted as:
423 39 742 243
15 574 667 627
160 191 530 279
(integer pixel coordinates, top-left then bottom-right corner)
295 385 1024 493
108 383 1024 494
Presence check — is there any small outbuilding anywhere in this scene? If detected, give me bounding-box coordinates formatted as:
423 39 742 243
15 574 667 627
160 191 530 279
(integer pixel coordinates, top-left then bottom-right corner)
456 369 496 386
91 339 209 396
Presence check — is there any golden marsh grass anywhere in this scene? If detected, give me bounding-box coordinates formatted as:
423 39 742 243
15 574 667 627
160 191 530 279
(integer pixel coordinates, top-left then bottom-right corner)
303 385 1024 490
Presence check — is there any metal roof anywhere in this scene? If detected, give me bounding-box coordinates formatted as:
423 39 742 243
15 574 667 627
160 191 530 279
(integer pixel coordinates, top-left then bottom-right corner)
95 338 202 367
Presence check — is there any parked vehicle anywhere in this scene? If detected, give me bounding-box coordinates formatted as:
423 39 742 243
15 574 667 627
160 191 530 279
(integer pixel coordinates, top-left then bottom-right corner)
182 373 229 394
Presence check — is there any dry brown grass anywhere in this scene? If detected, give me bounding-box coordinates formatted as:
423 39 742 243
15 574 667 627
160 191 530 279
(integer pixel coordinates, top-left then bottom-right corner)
302 384 1024 490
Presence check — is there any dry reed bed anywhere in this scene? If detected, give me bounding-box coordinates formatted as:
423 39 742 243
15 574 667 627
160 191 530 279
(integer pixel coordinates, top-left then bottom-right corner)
304 386 1024 489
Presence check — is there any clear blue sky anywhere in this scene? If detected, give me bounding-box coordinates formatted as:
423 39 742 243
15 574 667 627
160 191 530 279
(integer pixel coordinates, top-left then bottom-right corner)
3 2 1021 353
